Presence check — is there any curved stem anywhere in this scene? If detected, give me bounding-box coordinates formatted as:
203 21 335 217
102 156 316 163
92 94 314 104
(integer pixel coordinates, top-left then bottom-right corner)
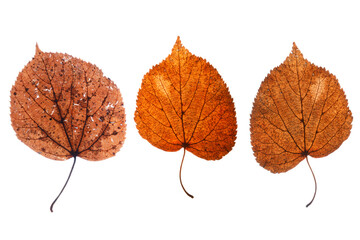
305 156 317 207
179 148 194 198
50 156 77 212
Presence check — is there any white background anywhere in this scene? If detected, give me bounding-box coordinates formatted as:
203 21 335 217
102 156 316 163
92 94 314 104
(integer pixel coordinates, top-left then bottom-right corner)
1 0 359 239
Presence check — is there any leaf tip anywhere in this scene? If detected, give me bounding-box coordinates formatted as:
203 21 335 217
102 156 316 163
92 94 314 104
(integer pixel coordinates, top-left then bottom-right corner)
174 36 182 47
292 42 298 51
35 43 42 56
289 42 304 60
172 36 184 53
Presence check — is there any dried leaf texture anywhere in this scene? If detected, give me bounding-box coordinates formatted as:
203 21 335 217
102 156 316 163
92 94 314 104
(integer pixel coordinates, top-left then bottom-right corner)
250 43 352 173
10 45 126 161
135 37 237 160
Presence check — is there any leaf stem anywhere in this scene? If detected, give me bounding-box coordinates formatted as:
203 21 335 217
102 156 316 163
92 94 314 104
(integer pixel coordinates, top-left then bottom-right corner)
305 156 317 207
50 156 77 212
179 148 194 198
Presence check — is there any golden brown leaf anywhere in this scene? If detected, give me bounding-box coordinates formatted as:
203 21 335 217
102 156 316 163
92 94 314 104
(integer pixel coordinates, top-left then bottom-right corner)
135 37 237 197
10 44 126 211
250 43 352 206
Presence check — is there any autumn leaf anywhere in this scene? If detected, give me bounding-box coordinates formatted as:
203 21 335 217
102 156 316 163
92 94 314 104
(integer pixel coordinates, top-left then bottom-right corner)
10 44 126 211
250 43 352 207
135 37 237 198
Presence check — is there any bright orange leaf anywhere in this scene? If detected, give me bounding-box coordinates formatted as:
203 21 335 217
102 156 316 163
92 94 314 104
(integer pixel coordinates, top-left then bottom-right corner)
135 37 237 198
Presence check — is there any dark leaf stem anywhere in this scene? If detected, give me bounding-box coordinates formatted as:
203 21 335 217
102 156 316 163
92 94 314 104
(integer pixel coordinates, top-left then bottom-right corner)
50 156 77 212
305 156 317 207
179 148 194 198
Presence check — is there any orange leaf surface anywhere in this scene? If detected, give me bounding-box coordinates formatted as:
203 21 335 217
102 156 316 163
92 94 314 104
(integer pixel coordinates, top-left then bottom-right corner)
250 43 352 206
135 37 237 198
10 45 126 211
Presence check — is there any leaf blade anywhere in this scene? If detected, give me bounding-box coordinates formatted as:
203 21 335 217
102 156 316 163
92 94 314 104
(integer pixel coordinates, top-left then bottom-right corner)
10 45 126 161
135 37 237 160
250 43 352 173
